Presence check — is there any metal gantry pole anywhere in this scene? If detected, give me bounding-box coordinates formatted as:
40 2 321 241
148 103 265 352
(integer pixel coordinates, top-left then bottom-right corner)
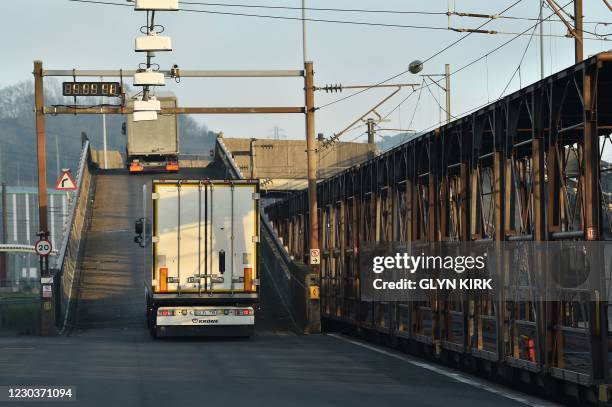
445 64 451 124
302 0 308 63
34 60 55 336
34 61 48 238
574 0 583 63
366 118 376 144
539 0 545 78
304 62 319 263
305 61 318 252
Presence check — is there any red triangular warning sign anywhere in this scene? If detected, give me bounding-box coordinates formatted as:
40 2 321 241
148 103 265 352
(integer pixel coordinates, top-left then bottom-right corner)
55 170 77 191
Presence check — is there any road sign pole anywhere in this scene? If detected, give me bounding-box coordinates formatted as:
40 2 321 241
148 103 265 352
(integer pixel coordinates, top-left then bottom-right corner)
36 232 55 335
34 61 55 336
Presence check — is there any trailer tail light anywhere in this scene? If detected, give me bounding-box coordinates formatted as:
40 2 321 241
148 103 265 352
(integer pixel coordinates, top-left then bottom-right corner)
159 309 174 316
243 268 253 292
239 309 252 316
130 162 144 172
165 162 179 171
159 268 168 292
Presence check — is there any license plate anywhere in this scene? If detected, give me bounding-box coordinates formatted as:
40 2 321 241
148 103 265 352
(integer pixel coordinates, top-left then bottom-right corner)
194 310 217 316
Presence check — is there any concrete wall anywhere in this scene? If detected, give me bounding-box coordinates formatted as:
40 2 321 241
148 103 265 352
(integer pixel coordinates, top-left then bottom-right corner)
215 137 321 333
91 149 125 169
260 217 320 334
221 137 375 181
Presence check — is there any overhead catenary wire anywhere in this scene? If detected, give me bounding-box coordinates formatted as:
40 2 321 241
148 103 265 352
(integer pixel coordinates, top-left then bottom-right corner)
372 0 589 152
409 36 600 143
318 0 526 110
181 1 611 26
66 0 611 41
334 0 577 145
422 0 524 65
181 1 447 16
424 0 577 98
498 20 539 98
65 0 610 144
68 0 452 31
64 0 611 119
423 77 456 121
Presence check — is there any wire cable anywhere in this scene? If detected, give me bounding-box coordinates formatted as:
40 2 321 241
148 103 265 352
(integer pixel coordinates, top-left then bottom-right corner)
319 0 525 110
379 3 567 139
67 0 453 31
377 1 577 149
184 1 611 26
423 77 456 121
498 22 539 98
68 0 611 39
422 0 523 65
181 2 447 16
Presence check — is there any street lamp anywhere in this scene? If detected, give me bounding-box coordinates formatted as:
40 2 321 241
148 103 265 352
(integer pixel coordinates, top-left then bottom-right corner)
409 60 424 74
408 60 451 124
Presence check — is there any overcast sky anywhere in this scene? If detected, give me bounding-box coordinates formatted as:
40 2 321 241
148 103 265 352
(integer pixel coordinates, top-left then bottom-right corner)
2 0 611 143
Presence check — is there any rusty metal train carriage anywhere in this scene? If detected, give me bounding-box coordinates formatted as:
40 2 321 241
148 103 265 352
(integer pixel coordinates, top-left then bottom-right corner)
266 52 612 403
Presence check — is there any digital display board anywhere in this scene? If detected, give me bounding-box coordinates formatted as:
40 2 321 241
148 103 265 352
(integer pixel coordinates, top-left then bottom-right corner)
62 82 121 97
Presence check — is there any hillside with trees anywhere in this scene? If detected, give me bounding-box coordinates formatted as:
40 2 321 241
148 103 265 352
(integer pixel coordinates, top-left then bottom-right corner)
0 80 216 186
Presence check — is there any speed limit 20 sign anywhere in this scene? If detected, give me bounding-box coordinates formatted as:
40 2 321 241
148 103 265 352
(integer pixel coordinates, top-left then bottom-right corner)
35 239 53 257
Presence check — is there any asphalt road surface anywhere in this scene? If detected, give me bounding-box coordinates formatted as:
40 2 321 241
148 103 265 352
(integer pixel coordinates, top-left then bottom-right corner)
0 166 556 407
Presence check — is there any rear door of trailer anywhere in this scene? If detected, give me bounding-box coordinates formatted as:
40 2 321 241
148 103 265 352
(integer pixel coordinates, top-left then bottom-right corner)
153 180 259 296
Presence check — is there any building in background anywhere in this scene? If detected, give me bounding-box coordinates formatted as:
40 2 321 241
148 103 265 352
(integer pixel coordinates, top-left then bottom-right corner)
0 187 72 290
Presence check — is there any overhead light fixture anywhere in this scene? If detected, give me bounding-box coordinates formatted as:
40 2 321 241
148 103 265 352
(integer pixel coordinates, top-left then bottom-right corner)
135 34 172 52
133 110 158 122
134 98 161 112
134 69 166 86
132 96 161 121
134 0 179 11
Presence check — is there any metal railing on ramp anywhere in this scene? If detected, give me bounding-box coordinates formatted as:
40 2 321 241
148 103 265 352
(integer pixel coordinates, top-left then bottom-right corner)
52 137 95 333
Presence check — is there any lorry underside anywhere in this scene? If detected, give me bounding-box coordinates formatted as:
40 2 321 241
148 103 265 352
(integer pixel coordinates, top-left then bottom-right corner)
129 154 179 173
147 295 256 338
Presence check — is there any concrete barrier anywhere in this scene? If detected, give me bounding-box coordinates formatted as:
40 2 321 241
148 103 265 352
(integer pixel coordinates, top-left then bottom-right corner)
215 136 320 333
180 159 212 168
260 216 320 333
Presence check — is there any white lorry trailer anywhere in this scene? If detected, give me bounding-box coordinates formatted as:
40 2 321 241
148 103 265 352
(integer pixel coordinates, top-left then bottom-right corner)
142 179 260 337
126 96 180 173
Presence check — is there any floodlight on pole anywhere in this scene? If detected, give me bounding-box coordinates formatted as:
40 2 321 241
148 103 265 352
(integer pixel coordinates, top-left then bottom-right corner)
409 60 424 74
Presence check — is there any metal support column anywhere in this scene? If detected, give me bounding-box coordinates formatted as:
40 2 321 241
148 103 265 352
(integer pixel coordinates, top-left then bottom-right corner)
34 60 55 336
574 0 583 63
305 61 321 333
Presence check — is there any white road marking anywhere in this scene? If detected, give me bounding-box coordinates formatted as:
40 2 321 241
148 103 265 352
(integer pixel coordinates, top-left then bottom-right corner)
326 333 561 407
